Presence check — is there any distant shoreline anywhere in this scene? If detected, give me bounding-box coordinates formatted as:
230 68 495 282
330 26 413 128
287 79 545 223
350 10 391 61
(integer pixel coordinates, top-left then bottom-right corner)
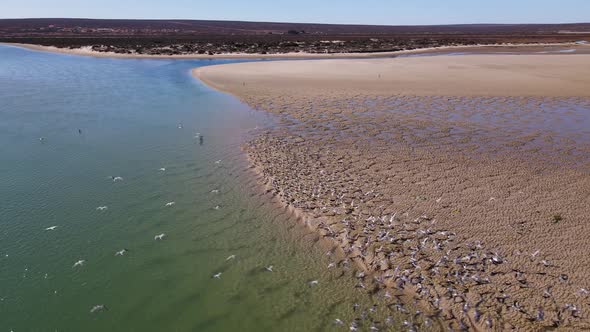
3 41 589 59
194 53 590 97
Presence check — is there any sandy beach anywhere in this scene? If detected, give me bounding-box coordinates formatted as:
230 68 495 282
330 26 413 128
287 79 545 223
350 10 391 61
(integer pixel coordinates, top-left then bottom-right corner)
195 54 590 330
4 41 590 60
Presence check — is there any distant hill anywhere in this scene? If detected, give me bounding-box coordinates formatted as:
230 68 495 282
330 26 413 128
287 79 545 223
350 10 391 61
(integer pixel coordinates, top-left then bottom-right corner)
1 18 590 36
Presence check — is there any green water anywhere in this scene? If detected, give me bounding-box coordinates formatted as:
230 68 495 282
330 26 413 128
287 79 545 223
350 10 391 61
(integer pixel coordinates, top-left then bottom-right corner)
0 46 414 331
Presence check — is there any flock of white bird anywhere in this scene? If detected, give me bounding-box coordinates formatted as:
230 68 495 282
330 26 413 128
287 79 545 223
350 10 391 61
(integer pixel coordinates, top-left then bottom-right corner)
34 133 338 327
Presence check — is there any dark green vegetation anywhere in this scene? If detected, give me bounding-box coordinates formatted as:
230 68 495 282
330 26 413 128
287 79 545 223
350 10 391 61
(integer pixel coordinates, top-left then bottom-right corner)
1 18 589 55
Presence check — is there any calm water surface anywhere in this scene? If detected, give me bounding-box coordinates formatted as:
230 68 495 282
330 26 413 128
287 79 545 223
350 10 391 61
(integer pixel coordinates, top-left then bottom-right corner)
0 46 409 331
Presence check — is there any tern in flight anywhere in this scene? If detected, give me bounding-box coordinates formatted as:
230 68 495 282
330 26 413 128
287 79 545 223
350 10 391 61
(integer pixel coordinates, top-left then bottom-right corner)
90 304 107 313
45 226 58 231
211 189 219 194
226 255 236 261
154 233 166 240
309 280 319 286
158 167 166 172
96 206 108 211
265 265 274 272
73 260 85 268
213 272 222 279
112 176 123 182
115 249 129 256
215 160 221 164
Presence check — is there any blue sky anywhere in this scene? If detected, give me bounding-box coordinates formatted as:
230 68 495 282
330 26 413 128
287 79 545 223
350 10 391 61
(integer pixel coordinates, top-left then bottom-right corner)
2 0 589 25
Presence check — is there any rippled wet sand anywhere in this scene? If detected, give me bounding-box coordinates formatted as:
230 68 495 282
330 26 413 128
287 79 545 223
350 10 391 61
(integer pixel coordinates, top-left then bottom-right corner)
228 89 590 330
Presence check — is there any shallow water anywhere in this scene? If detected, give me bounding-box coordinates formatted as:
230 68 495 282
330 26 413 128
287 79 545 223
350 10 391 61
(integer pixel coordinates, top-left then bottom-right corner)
0 46 412 331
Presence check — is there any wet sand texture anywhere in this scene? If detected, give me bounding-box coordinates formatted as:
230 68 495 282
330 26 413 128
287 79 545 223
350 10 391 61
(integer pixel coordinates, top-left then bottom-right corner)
195 55 590 330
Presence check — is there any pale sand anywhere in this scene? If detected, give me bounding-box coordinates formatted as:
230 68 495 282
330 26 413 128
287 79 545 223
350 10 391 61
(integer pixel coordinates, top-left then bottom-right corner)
194 54 590 331
4 41 590 60
195 54 590 97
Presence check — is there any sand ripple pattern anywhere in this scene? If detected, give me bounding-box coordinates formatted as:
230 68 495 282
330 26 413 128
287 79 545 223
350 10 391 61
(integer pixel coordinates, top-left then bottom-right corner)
240 92 590 330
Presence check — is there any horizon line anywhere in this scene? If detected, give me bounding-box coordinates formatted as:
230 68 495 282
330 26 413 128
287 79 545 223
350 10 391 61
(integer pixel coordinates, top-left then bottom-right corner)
1 17 589 27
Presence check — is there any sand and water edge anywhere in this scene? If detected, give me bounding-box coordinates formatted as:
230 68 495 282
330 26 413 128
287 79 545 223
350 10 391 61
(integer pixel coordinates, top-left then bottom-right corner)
194 54 590 331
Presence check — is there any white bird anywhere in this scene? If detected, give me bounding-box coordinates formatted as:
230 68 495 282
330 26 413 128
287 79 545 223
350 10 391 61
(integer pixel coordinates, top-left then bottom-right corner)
96 206 108 211
309 280 319 286
211 189 219 194
112 176 123 182
327 262 336 268
194 133 201 138
265 265 274 272
213 272 222 279
165 202 175 207
214 205 220 210
435 197 442 203
154 233 166 240
158 168 166 172
115 249 128 256
45 226 58 231
90 304 107 313
73 260 85 268
532 250 541 258
226 255 236 261
215 160 221 164
334 319 344 325
177 123 183 129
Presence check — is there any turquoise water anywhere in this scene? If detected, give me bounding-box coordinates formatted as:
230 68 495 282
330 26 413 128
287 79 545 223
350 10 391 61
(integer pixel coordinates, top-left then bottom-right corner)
0 46 408 331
